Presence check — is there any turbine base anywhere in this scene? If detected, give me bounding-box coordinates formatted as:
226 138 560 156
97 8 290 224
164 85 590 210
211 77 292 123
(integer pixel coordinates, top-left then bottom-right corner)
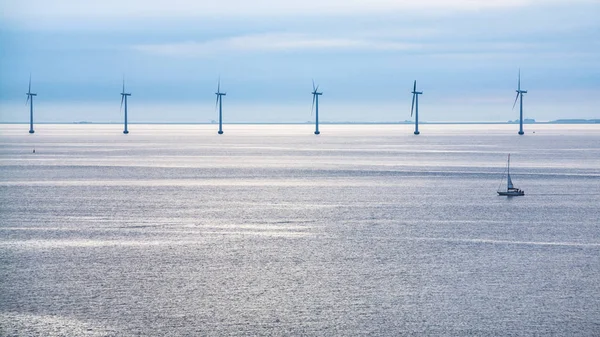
123 130 129 134
218 131 224 135
28 130 35 134
414 131 420 135
518 131 524 135
314 131 320 135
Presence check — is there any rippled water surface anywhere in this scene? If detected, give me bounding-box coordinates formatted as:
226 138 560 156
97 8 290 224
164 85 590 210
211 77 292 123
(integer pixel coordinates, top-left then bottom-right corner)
1 124 599 336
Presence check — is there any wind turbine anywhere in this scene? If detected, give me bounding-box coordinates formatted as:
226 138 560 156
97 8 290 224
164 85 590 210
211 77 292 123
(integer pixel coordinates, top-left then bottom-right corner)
311 80 322 135
410 80 423 135
215 78 226 135
512 69 527 135
26 75 37 134
120 77 131 134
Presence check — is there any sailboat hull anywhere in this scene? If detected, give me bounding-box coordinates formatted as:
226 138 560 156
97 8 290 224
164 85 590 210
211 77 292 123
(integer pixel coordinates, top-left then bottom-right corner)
497 191 524 196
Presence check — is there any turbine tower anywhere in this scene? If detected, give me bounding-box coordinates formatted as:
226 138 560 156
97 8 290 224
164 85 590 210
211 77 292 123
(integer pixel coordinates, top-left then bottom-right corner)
215 78 226 135
311 80 322 135
512 69 527 135
120 77 131 134
26 75 37 134
410 80 423 135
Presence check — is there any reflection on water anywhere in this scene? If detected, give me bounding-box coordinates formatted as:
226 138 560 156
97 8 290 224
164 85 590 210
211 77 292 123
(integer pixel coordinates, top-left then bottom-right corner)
1 124 599 336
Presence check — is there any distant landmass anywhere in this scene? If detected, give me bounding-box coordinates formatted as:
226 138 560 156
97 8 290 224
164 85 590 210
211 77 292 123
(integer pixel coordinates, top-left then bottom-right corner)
547 119 599 124
508 119 536 124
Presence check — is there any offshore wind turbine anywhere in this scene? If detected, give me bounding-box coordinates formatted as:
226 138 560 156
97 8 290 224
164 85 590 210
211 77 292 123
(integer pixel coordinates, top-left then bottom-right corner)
410 80 423 135
311 80 322 135
26 75 37 134
120 77 131 134
512 69 527 135
215 78 226 135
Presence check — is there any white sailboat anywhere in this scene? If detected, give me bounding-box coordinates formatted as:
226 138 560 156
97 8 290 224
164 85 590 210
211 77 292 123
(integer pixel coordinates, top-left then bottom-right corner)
497 154 525 196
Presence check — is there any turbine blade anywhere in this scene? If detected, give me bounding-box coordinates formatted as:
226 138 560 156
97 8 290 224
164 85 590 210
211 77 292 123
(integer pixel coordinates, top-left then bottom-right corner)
315 85 320 93
120 95 124 111
28 74 32 93
215 95 219 110
122 75 125 93
413 80 417 92
518 69 521 91
512 93 519 110
26 95 30 105
311 94 316 116
312 79 316 92
411 94 415 117
218 77 221 93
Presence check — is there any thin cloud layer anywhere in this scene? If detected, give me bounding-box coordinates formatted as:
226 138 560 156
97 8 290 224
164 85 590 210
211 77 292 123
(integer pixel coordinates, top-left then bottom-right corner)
132 33 421 56
131 31 565 57
3 0 593 22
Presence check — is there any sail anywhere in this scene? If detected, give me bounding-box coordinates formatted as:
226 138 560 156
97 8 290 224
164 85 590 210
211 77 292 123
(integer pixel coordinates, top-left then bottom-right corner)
507 173 514 190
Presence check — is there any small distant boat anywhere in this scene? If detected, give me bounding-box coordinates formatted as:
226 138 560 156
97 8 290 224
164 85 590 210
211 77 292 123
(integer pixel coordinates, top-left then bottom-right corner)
497 154 525 196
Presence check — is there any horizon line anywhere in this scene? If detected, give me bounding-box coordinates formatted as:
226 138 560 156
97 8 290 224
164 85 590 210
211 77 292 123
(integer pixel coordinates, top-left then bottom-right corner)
1 120 598 126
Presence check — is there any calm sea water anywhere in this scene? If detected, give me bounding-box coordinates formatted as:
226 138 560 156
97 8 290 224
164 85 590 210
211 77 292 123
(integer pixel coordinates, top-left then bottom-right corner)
1 124 599 336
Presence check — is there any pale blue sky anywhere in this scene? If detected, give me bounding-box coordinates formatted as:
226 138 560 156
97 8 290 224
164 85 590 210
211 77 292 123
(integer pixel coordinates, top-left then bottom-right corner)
0 0 598 122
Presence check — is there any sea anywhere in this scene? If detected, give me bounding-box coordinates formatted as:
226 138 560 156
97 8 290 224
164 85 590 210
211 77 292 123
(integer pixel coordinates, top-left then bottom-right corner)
1 124 599 336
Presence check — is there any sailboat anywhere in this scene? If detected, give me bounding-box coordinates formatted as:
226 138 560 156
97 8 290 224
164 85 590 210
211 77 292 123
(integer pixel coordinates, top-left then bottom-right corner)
497 154 525 196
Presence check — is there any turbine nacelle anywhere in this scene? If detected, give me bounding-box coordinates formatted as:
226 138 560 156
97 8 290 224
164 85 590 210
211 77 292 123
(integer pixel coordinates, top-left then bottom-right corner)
311 91 321 116
26 75 37 104
215 78 226 107
311 80 322 96
120 75 132 113
120 87 131 111
26 92 37 105
512 71 527 110
410 80 423 118
215 92 226 107
120 76 131 96
215 78 226 98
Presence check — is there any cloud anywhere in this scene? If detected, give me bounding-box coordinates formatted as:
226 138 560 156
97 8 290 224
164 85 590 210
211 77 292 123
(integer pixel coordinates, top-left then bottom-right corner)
131 31 563 57
132 33 422 56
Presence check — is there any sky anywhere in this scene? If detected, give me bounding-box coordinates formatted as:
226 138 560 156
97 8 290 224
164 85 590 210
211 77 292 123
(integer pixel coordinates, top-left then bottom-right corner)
0 0 599 123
